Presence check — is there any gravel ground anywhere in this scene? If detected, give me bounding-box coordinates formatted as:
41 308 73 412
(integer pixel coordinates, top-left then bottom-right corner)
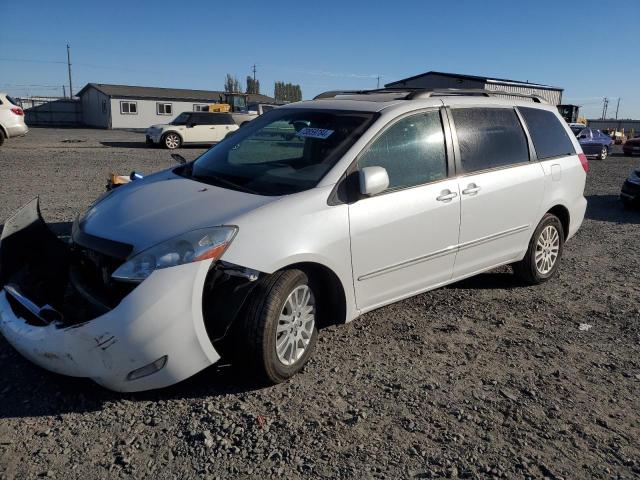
0 128 639 479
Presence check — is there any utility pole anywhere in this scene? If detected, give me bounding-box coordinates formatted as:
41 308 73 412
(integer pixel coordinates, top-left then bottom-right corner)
601 97 608 120
251 64 257 83
66 44 73 98
615 98 621 119
62 85 66 98
376 75 381 89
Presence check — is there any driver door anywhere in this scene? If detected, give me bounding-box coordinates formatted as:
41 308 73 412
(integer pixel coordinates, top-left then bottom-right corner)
348 109 460 311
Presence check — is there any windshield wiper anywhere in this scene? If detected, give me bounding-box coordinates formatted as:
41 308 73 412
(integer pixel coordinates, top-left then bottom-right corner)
192 172 259 195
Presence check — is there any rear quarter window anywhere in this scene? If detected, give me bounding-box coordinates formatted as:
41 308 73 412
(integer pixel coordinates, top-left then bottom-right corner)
518 107 575 160
451 107 529 173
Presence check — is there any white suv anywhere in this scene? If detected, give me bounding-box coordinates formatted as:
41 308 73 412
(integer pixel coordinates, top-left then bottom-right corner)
146 112 239 149
0 93 28 146
0 89 587 392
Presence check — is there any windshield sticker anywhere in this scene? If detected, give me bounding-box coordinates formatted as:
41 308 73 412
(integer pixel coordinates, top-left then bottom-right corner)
296 127 334 139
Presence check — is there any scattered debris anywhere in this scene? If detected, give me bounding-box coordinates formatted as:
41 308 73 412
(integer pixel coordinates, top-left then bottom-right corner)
578 323 593 331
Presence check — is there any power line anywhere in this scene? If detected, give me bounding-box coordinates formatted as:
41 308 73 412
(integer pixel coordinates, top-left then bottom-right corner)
0 57 66 64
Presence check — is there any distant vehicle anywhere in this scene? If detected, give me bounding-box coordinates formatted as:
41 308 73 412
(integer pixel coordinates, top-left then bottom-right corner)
0 93 28 146
572 126 612 160
623 136 640 157
0 88 587 392
247 103 278 115
620 166 640 207
145 112 239 149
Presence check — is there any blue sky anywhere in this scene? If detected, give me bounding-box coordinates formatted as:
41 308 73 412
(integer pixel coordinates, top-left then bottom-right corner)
1 0 638 118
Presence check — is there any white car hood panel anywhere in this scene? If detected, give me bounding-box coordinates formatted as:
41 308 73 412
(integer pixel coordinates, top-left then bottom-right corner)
80 171 278 255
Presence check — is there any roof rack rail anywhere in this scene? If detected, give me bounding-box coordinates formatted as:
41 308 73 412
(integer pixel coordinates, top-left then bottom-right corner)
313 88 547 103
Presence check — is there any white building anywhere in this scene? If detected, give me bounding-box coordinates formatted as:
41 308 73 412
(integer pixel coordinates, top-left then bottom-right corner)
76 83 274 129
385 71 563 106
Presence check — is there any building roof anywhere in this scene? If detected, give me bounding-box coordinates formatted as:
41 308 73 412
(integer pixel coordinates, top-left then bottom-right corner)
385 71 562 91
76 83 275 103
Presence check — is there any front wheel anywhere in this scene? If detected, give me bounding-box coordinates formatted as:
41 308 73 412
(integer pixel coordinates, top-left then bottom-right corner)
513 213 564 284
162 132 181 149
241 269 318 384
598 146 608 160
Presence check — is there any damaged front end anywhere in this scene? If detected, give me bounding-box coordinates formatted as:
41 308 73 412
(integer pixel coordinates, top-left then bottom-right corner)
0 198 263 392
0 198 134 327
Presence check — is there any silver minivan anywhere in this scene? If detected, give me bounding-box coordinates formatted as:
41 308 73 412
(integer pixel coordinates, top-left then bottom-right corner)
0 89 587 391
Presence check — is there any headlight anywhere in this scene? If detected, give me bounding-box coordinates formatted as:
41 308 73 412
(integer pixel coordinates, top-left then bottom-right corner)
112 226 237 283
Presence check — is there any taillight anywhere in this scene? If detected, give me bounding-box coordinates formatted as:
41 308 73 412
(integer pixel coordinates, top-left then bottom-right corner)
578 153 589 173
10 107 23 116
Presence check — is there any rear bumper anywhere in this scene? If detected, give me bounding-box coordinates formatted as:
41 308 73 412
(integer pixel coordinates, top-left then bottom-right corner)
6 123 28 138
0 198 221 392
567 196 587 240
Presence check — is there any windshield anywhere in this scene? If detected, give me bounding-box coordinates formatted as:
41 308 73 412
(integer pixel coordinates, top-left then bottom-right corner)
171 112 190 125
187 108 376 195
571 126 586 136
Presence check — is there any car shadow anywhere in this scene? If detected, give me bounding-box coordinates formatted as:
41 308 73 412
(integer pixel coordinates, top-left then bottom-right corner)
585 194 640 224
0 343 264 419
445 267 529 291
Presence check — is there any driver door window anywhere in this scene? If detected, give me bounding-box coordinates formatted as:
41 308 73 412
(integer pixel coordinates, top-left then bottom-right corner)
358 111 447 192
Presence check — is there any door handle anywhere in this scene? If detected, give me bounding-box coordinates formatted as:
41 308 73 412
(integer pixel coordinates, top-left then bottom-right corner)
462 183 481 195
436 190 458 202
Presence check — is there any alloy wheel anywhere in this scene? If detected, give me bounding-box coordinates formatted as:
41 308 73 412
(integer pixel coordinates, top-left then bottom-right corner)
535 225 560 275
275 285 315 366
165 133 180 149
601 147 607 160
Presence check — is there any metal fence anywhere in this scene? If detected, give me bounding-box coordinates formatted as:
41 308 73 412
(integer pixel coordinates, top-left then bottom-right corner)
17 96 83 126
587 119 640 138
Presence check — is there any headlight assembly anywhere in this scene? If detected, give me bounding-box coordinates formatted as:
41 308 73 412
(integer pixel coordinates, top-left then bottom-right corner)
112 226 237 283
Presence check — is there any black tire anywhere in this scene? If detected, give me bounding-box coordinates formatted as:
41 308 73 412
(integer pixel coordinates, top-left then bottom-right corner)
240 269 318 384
597 146 608 160
162 132 181 149
0 130 5 147
513 213 564 285
624 151 633 157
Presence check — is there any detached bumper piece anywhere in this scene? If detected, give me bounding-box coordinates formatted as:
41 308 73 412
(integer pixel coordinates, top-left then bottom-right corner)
0 198 222 392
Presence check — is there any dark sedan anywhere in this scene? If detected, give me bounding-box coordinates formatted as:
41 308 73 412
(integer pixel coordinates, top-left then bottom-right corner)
623 136 640 157
620 166 640 207
570 126 613 160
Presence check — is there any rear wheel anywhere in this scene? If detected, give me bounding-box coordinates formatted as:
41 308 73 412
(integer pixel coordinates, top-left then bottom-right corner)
0 130 5 147
162 132 181 149
240 269 318 384
598 146 608 160
513 213 564 284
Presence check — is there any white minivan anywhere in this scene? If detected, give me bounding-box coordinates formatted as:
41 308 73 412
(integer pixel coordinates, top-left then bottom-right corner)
0 89 588 392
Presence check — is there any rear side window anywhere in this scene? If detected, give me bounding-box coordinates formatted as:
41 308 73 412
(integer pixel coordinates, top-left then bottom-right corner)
518 107 575 160
358 110 447 192
202 113 236 125
451 108 529 173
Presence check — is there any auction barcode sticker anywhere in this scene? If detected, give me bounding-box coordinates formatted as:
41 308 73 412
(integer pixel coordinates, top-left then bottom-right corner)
296 127 334 139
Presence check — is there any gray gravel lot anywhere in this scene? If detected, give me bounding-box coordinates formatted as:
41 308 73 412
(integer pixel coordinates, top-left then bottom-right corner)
0 128 639 479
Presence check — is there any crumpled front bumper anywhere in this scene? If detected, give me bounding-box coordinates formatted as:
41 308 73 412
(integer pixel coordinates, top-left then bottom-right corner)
0 199 221 392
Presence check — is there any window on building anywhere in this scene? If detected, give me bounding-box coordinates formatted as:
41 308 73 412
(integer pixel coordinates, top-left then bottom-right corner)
120 101 137 115
518 107 575 160
101 100 107 114
157 103 173 115
193 104 209 112
358 111 447 192
451 107 529 173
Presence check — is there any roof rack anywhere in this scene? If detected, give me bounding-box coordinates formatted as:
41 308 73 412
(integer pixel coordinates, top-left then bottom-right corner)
313 88 547 104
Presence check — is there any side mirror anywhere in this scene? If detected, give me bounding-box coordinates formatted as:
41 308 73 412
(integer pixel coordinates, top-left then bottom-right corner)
359 166 389 196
